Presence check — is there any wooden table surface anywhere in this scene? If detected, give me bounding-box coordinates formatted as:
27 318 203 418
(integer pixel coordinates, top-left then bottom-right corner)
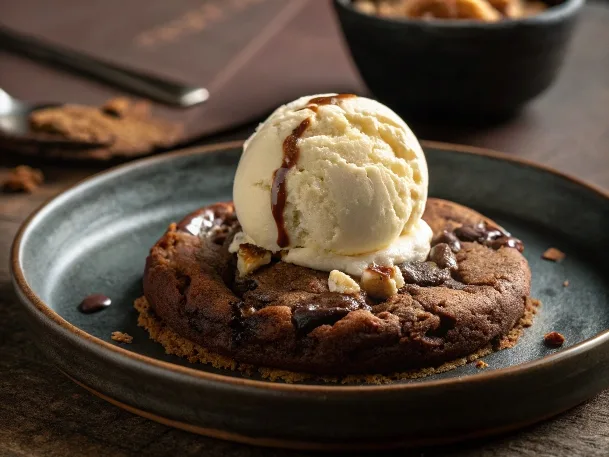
2 2 609 456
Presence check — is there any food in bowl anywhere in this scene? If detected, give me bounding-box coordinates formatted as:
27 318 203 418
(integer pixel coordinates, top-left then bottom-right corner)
353 0 550 21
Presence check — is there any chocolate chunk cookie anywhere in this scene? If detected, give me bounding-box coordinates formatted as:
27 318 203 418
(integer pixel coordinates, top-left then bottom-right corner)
139 198 531 375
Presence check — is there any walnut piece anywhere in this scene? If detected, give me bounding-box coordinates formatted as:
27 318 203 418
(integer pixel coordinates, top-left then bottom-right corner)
360 265 405 300
237 243 272 277
328 270 361 294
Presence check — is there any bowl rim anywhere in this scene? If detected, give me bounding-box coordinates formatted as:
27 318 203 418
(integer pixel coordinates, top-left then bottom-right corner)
334 0 584 28
11 139 609 395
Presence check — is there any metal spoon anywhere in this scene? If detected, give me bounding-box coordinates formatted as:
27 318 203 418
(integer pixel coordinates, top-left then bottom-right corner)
0 88 109 147
0 26 209 108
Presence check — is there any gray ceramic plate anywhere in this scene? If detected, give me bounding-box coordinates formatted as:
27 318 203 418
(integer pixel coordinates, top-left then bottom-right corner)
11 141 609 450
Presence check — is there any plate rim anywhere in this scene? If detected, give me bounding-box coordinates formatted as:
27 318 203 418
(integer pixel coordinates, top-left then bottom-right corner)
11 139 609 394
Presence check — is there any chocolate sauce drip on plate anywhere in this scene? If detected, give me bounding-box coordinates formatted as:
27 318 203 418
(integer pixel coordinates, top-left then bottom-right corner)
270 94 357 248
78 294 111 314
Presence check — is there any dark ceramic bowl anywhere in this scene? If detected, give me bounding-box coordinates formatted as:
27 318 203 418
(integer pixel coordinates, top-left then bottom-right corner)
333 0 584 119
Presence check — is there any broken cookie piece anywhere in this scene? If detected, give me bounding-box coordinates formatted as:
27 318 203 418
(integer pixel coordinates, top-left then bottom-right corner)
475 360 489 369
542 247 566 262
111 331 133 344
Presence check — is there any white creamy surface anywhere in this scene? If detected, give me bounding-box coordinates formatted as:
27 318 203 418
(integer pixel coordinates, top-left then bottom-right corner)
233 93 428 256
282 219 432 276
229 219 433 277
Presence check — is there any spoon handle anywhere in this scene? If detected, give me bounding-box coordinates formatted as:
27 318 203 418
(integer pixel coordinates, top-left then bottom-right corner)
0 26 209 108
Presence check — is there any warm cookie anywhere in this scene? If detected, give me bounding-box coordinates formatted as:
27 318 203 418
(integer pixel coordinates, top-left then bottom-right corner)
139 198 531 375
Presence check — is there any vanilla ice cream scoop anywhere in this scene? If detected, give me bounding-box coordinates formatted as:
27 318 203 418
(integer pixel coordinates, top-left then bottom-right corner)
232 93 431 276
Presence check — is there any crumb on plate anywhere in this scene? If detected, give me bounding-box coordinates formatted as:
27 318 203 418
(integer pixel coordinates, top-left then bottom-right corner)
111 331 133 344
544 331 565 348
542 247 566 262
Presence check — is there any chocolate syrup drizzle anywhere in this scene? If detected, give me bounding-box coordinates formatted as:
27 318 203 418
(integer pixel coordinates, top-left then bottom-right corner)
271 118 310 248
270 94 356 247
367 264 394 278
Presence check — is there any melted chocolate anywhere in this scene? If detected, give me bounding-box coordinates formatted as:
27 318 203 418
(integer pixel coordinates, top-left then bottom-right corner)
78 294 111 314
177 209 215 236
431 230 461 253
400 261 452 287
272 118 310 247
178 207 238 245
291 293 370 336
292 306 350 336
270 94 358 248
307 93 357 107
454 223 487 243
453 222 524 253
487 236 524 252
367 264 394 278
295 94 356 113
429 243 458 271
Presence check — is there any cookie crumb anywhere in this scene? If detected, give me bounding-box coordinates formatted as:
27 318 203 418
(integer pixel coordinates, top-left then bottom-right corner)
475 360 489 369
111 331 133 344
544 331 565 348
101 97 150 118
563 280 569 287
2 165 44 193
542 247 566 262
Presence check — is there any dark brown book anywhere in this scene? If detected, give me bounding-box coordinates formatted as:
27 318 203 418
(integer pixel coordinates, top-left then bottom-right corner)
0 0 364 144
